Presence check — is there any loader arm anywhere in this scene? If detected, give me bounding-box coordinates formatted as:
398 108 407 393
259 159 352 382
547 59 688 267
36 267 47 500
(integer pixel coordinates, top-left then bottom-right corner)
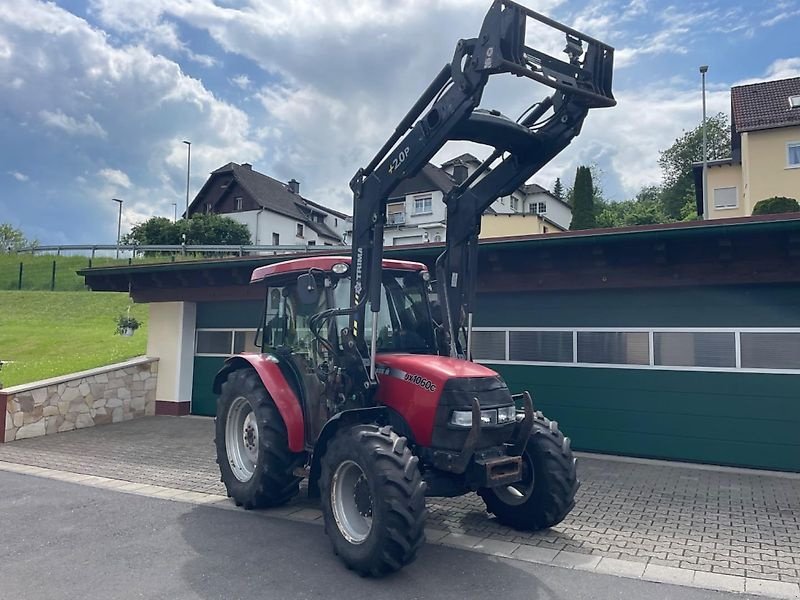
348 0 616 374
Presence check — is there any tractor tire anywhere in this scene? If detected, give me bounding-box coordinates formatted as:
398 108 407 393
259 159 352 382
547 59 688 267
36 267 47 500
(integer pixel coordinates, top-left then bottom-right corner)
320 424 427 577
215 368 304 509
478 412 578 530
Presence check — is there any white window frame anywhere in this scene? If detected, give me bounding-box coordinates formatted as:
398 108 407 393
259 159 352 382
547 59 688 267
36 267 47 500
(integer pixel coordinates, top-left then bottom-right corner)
412 195 433 216
538 202 547 213
789 95 800 109
713 186 738 210
787 141 800 169
234 196 243 211
296 223 304 238
470 326 800 375
510 197 519 211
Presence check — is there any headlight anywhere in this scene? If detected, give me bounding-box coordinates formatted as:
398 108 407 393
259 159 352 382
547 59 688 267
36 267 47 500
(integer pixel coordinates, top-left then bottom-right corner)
497 406 516 424
450 406 515 427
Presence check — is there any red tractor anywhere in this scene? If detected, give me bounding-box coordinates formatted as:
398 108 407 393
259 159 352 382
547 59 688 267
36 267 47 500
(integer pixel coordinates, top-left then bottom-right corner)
214 0 615 576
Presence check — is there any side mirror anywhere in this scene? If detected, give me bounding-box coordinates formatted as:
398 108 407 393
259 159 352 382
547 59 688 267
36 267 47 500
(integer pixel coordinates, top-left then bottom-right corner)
297 273 321 305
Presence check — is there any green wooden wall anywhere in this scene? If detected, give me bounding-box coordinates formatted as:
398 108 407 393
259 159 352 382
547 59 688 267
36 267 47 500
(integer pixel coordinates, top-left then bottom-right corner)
475 284 800 327
190 284 800 470
495 364 800 472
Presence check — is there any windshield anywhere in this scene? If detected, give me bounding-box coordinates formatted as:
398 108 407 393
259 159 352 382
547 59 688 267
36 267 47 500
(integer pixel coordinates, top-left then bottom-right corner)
331 271 435 354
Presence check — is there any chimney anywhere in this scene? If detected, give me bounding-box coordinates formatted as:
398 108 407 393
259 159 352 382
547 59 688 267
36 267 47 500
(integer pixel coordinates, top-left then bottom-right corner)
288 178 300 194
241 163 252 170
452 164 468 184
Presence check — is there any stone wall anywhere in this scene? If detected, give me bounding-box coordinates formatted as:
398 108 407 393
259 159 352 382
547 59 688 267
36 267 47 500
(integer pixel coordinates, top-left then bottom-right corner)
1 357 158 443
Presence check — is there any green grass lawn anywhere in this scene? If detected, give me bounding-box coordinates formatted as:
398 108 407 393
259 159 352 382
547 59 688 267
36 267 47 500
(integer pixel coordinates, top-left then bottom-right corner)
0 291 148 387
0 254 208 292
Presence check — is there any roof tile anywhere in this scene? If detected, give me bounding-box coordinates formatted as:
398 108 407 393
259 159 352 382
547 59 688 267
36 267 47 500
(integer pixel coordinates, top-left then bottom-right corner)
731 76 800 132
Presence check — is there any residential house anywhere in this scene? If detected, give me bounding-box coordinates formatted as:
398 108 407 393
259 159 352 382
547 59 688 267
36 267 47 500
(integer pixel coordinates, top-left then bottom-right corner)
441 154 571 236
695 76 800 218
188 162 350 247
384 154 570 246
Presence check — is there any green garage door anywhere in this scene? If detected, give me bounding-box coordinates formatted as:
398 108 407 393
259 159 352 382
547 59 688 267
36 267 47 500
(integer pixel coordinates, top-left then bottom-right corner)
192 300 263 416
472 284 800 472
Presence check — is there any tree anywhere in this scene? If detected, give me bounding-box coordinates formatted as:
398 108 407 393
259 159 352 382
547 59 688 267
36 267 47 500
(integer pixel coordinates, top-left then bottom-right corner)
569 166 596 230
658 113 730 220
183 214 252 245
596 186 670 228
122 217 178 247
0 223 37 252
552 177 564 202
123 214 252 251
752 196 800 215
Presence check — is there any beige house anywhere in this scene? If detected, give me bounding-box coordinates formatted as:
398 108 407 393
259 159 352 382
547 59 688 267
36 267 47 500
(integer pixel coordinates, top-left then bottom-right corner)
696 76 800 218
479 212 562 238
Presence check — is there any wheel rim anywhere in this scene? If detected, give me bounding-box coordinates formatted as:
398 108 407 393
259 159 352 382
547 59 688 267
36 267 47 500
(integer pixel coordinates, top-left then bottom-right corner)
331 460 373 544
225 396 259 482
495 453 535 506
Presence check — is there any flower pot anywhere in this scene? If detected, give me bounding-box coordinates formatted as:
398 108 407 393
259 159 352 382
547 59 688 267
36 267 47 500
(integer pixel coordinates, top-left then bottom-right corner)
121 327 134 337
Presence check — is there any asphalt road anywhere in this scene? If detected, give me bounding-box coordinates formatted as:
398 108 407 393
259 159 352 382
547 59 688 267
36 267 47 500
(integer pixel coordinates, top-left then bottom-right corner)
0 471 757 600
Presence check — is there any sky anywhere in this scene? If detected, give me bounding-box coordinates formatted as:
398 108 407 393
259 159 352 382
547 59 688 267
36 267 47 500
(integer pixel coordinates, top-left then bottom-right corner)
1 0 799 246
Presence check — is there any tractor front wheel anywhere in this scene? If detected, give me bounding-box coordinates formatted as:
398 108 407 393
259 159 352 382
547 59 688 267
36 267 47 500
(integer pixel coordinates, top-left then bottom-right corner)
479 412 578 530
320 425 427 577
215 368 304 509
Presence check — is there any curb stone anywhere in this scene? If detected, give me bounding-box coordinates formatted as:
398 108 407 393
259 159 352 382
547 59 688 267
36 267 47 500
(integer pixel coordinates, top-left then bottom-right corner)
1 459 798 600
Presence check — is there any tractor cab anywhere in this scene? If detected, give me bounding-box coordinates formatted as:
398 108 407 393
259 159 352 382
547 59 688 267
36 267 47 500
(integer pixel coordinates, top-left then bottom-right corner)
248 256 439 444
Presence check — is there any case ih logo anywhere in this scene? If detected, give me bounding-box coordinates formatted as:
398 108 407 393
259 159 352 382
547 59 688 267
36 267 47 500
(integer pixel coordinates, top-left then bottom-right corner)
376 365 437 393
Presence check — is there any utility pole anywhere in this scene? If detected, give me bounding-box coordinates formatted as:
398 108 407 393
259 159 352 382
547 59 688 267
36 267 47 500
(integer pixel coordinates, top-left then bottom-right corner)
700 65 709 220
112 198 123 259
183 140 192 219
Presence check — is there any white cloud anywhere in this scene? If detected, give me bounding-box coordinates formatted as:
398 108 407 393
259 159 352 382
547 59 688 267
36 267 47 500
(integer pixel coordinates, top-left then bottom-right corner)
8 170 29 182
98 168 132 189
762 58 800 81
231 74 251 90
0 0 263 241
0 33 11 58
39 110 108 138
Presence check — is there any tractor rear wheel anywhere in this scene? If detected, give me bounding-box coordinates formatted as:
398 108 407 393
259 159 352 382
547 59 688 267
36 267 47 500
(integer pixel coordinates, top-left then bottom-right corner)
479 412 578 530
215 368 304 509
320 424 427 577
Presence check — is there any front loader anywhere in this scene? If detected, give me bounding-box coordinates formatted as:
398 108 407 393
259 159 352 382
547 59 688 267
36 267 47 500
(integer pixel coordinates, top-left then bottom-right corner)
214 0 615 576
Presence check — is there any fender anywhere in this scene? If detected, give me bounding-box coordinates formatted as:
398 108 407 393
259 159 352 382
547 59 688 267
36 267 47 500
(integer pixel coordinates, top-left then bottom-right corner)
307 406 388 498
213 354 305 453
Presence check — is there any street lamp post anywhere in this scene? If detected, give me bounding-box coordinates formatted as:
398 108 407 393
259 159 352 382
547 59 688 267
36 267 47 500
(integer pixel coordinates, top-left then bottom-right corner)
171 202 177 223
183 140 191 219
112 198 123 259
700 65 709 220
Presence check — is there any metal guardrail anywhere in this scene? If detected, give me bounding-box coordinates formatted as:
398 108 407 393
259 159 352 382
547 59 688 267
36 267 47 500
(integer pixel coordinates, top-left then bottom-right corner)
16 244 346 257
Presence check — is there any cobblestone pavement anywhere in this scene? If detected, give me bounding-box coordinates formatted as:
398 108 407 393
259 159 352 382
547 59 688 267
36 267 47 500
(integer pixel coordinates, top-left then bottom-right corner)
1 416 798 585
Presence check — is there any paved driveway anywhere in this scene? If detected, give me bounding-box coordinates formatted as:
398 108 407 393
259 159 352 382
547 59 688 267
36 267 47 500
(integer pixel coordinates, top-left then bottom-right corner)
1 416 798 593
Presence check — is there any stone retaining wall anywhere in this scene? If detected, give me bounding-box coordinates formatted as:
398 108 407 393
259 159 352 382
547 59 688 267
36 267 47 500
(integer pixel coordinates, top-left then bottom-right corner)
1 357 158 442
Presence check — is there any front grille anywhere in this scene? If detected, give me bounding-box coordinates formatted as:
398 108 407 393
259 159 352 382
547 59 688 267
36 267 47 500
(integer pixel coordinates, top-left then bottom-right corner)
430 376 516 451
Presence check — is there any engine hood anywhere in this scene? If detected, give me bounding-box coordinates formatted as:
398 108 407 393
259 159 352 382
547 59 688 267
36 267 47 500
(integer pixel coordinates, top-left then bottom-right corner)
375 353 500 392
374 353 509 447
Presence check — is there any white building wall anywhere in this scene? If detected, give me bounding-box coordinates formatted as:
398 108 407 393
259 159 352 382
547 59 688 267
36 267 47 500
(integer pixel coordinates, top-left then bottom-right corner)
385 190 446 246
225 210 326 246
523 192 571 230
146 302 196 408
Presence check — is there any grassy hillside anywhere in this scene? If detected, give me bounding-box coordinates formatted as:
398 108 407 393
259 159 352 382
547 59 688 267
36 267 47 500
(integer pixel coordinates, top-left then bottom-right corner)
0 254 204 291
0 291 148 387
0 255 129 291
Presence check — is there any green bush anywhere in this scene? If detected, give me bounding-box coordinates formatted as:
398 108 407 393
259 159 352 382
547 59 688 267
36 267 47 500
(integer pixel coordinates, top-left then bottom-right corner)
752 196 799 215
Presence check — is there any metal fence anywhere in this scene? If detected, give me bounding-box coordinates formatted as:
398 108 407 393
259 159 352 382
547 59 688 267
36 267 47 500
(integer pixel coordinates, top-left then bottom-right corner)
16 243 331 258
4 244 342 291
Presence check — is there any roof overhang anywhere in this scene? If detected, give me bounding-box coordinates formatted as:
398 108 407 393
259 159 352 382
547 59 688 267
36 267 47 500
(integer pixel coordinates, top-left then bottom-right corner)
250 256 426 283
